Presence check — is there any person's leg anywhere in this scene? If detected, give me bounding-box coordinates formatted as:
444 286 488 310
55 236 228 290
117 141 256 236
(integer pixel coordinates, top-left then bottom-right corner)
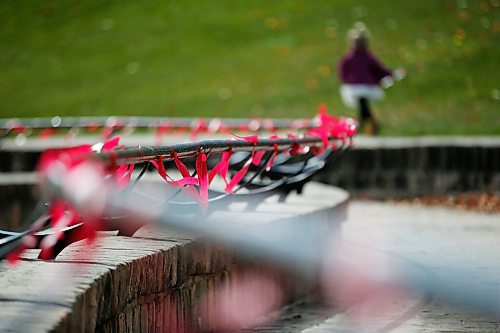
359 98 379 134
358 97 370 131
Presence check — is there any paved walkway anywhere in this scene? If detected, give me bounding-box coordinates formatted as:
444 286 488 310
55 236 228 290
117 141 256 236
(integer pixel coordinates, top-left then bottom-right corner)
304 200 500 332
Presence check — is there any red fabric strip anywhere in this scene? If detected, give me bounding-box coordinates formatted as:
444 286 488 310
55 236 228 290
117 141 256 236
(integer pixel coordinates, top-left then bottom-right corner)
155 123 171 144
190 118 208 139
39 128 55 140
196 151 209 204
267 144 279 171
173 152 191 178
173 152 203 203
102 136 120 151
176 177 199 186
225 160 252 194
49 200 66 227
209 149 232 185
153 155 203 203
152 156 168 181
252 150 266 166
115 163 135 190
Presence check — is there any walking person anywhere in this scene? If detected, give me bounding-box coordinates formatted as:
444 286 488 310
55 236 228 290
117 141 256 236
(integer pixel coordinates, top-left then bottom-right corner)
338 22 404 134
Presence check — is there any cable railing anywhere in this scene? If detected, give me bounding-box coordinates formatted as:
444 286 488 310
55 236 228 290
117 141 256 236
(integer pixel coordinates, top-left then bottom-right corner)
0 106 357 261
0 115 317 141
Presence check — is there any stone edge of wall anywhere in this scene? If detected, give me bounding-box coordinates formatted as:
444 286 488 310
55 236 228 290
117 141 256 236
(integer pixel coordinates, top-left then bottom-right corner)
0 182 348 332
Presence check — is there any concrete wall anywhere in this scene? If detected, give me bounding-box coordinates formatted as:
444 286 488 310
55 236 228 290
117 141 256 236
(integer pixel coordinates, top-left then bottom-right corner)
316 137 500 198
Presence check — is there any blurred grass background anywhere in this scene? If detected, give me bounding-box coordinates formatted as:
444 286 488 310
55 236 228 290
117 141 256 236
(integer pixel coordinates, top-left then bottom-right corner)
0 0 499 135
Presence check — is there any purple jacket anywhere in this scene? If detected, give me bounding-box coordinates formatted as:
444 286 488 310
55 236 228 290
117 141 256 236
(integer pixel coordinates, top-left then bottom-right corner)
338 47 392 85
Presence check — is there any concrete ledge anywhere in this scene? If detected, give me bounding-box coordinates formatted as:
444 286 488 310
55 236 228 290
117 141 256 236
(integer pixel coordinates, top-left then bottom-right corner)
0 182 348 332
317 136 500 198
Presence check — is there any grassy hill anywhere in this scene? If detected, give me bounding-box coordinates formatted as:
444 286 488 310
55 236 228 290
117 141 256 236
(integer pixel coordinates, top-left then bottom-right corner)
0 0 499 135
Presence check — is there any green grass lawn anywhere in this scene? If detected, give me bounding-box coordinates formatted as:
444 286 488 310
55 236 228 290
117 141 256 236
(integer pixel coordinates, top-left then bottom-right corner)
0 0 499 135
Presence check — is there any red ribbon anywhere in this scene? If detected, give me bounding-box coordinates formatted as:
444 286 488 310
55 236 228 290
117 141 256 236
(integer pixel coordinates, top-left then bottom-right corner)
115 164 135 190
30 135 135 263
101 136 119 151
153 152 204 204
225 159 251 194
196 150 209 204
190 118 208 139
209 149 232 185
155 122 171 144
152 156 168 181
39 128 55 140
225 136 263 193
266 135 280 171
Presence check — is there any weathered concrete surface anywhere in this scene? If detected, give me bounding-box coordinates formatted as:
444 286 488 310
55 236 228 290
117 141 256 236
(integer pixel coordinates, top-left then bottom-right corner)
0 182 348 332
297 201 500 332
